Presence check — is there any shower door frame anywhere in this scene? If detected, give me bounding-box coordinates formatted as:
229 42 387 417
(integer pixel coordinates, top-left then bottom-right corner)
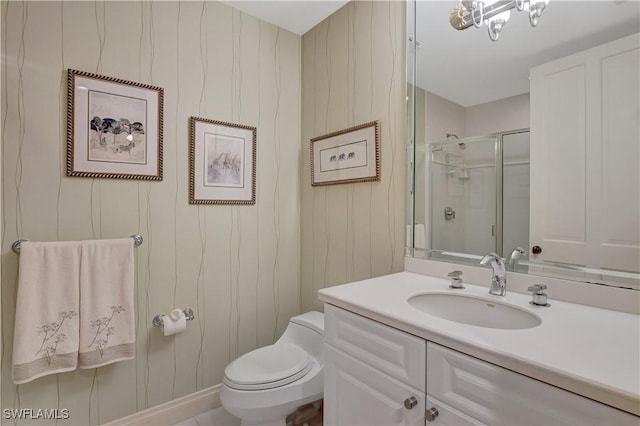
425 128 529 258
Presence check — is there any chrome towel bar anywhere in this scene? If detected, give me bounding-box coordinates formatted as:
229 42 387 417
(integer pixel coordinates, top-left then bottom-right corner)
11 234 144 254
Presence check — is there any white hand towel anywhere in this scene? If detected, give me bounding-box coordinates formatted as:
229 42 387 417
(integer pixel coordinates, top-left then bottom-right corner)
12 241 81 384
79 238 135 369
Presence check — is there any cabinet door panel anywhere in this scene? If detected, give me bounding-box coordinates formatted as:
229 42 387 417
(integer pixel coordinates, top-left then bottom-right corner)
325 304 426 391
324 344 424 426
530 63 587 265
427 342 638 426
596 45 640 272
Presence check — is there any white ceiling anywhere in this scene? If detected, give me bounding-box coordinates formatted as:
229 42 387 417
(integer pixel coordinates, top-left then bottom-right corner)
220 0 350 35
414 1 640 107
220 1 639 106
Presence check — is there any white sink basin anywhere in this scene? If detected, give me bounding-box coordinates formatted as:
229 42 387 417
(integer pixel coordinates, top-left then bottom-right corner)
407 292 541 330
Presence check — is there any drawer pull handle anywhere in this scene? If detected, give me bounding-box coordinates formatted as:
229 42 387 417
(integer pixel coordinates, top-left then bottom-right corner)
425 407 439 422
404 396 418 409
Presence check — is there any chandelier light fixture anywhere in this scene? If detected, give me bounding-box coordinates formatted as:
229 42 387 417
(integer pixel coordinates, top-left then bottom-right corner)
450 0 550 41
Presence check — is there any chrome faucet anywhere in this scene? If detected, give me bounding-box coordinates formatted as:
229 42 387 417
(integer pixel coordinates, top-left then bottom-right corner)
506 247 527 272
480 253 507 296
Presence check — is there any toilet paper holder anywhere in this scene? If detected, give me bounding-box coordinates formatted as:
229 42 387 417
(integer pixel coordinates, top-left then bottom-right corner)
152 308 195 327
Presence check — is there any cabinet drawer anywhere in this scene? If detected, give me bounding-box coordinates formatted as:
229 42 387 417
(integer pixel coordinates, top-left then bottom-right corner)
427 342 639 426
325 305 426 392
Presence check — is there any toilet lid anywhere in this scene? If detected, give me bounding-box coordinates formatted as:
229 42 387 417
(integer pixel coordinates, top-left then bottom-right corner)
223 343 314 390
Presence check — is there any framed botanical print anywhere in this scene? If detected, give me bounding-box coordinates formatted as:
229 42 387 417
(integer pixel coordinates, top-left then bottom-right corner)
189 117 256 205
311 121 380 186
66 69 163 180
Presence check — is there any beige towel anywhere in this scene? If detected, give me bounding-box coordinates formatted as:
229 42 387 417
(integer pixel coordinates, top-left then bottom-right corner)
12 241 81 384
79 238 135 368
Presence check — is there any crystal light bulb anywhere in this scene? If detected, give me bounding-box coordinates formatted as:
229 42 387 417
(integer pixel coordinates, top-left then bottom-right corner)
529 0 549 26
487 9 510 41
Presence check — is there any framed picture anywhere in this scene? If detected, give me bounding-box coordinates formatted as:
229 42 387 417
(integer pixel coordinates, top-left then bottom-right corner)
189 117 256 205
66 69 163 180
311 121 380 186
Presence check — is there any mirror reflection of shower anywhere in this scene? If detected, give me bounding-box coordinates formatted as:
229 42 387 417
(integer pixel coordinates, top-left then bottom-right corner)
442 133 471 179
422 130 530 258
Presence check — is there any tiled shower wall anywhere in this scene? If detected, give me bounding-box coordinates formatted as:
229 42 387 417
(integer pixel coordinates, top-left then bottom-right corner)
300 1 407 311
1 1 301 424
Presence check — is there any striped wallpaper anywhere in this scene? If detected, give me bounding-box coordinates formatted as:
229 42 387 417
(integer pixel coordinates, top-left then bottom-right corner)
1 0 407 424
300 0 406 312
1 1 301 424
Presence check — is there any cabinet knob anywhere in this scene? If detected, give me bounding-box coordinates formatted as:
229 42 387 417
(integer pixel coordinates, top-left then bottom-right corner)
425 407 439 422
532 245 542 255
404 396 418 409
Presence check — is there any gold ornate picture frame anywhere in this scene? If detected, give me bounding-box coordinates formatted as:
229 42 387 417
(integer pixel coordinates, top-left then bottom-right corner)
311 120 380 186
66 69 164 180
189 117 257 205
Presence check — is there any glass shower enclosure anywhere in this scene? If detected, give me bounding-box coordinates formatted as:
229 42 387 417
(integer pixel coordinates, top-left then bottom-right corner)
417 130 530 260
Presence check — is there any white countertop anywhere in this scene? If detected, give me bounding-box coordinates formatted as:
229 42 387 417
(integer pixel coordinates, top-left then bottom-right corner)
318 272 640 416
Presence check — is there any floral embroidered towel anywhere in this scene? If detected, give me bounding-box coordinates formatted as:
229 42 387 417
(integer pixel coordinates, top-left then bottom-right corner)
79 238 135 369
12 241 81 384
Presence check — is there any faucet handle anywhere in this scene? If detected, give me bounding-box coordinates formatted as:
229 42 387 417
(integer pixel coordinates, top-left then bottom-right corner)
513 247 527 256
528 284 550 307
447 270 463 278
448 270 464 289
527 284 547 293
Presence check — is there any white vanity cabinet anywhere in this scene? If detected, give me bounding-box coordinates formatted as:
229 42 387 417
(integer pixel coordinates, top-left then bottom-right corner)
324 304 426 425
426 342 638 426
324 304 639 426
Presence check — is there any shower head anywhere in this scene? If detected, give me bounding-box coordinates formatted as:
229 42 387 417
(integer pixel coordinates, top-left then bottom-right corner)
446 133 459 140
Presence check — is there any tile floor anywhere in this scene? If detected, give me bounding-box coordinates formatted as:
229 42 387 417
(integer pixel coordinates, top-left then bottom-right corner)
175 407 240 426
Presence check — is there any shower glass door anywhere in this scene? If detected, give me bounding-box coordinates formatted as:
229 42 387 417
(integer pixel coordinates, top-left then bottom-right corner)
427 136 499 256
502 131 530 256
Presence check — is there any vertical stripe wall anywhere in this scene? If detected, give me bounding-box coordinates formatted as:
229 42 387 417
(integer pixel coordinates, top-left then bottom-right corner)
1 1 301 424
1 0 408 424
300 1 407 312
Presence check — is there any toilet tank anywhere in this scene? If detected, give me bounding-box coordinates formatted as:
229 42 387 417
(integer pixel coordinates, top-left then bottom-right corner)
290 311 324 334
277 311 324 360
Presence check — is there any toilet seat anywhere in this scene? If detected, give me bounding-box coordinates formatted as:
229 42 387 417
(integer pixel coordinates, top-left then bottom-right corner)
223 343 314 391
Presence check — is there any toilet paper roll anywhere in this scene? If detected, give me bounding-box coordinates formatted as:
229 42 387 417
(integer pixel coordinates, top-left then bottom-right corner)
169 308 183 321
162 312 186 336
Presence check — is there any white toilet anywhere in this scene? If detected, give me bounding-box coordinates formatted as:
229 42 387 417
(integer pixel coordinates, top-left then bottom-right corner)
220 311 324 426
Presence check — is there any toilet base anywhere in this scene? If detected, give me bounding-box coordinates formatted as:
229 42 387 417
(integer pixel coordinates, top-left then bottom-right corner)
286 400 323 426
238 399 322 426
240 416 286 426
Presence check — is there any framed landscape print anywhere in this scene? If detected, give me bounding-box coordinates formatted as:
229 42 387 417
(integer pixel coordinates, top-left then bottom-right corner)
311 120 380 186
66 69 163 180
189 117 256 205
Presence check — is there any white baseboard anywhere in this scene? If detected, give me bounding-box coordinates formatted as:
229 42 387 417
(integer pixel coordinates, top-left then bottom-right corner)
103 385 221 426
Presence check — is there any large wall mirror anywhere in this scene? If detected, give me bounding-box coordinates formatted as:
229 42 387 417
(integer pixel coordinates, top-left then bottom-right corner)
407 0 640 289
